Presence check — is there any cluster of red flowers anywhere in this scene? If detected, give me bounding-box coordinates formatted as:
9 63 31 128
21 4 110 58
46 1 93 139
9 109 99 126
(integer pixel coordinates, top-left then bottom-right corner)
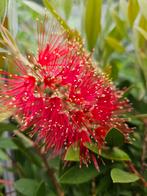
0 20 131 167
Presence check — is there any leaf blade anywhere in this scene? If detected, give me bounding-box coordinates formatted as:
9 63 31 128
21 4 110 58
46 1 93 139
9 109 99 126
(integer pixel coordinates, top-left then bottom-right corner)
111 168 139 183
59 165 99 184
85 0 102 50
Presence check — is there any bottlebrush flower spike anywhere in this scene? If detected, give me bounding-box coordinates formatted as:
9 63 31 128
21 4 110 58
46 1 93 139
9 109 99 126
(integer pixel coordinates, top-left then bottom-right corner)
0 19 132 167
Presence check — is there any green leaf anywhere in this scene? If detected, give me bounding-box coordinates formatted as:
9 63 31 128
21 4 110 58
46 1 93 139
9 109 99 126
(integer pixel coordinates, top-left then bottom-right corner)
105 36 125 53
96 175 111 194
119 0 128 21
8 0 18 38
102 147 131 161
111 9 126 37
43 0 70 31
0 25 18 51
105 128 125 147
0 0 7 20
13 138 41 167
85 0 102 50
0 123 17 132
59 165 99 184
63 0 72 20
0 149 9 160
135 26 147 40
64 144 80 161
135 15 147 48
128 0 139 27
23 0 45 15
84 144 130 161
138 0 147 20
0 138 17 149
35 181 46 196
14 179 39 196
111 168 139 183
111 63 119 81
84 142 99 154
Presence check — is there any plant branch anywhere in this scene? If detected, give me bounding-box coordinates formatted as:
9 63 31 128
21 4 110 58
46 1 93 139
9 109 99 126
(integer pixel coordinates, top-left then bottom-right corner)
14 130 64 196
34 144 64 196
126 161 147 187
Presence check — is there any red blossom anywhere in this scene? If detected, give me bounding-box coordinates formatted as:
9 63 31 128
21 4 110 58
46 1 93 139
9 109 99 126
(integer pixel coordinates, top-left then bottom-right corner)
0 20 132 167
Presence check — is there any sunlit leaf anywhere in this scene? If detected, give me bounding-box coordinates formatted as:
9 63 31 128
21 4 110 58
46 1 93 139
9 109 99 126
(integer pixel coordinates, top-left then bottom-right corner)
119 0 128 21
63 0 72 20
84 0 102 50
8 0 18 38
102 147 130 161
85 143 130 161
0 0 7 21
0 25 18 52
105 36 125 53
135 26 147 41
128 0 139 27
64 144 80 161
138 0 147 20
43 0 70 32
111 9 126 37
111 168 139 183
23 0 45 15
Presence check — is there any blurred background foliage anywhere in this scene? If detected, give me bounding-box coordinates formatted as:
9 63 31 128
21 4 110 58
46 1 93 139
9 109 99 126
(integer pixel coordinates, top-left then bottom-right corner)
0 0 147 195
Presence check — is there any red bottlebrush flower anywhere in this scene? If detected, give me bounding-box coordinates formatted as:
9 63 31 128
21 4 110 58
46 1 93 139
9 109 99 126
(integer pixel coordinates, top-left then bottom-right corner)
0 19 132 167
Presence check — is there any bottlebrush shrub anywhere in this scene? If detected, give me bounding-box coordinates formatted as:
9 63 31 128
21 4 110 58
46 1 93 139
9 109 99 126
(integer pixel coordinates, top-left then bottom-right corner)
0 19 132 168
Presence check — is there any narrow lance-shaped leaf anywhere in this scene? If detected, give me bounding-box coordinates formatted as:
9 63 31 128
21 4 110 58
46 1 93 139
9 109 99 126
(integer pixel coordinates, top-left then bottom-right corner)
0 0 7 21
105 36 125 53
43 0 82 43
135 26 147 41
111 9 126 37
119 0 128 21
23 0 45 15
128 0 139 27
63 0 73 20
8 0 18 38
43 0 70 32
138 0 147 20
84 0 102 51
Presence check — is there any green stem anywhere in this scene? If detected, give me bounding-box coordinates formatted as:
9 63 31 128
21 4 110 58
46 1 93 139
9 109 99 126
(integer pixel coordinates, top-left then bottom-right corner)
43 0 70 32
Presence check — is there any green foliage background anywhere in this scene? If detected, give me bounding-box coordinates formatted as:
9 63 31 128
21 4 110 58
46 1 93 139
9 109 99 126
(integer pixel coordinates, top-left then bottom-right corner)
0 0 147 195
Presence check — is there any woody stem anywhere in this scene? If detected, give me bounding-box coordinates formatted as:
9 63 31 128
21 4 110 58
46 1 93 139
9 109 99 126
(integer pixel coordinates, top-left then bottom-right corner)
34 145 64 196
